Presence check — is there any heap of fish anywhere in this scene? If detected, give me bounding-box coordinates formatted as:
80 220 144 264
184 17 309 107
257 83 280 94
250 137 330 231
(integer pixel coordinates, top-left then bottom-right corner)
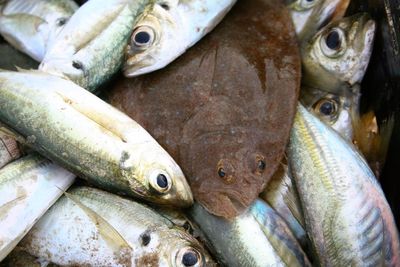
0 0 399 266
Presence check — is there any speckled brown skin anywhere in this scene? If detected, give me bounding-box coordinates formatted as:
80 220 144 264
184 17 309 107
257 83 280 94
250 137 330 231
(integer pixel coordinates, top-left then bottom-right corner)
108 0 300 218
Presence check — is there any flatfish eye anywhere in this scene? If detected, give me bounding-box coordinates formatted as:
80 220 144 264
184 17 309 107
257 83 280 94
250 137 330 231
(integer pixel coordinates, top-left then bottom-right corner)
131 26 155 49
176 247 202 267
258 160 266 171
56 17 68 27
218 168 226 178
149 170 172 193
320 28 346 57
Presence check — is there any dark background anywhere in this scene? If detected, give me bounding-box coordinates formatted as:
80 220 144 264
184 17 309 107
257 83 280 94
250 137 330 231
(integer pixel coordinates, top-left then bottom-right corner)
347 0 400 227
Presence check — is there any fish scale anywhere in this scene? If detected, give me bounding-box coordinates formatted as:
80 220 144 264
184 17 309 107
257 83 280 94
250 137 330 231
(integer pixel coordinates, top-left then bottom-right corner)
39 0 155 92
288 104 400 266
0 70 193 207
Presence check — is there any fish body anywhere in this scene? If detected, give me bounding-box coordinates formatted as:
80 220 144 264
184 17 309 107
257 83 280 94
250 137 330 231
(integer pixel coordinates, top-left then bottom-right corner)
301 13 376 93
124 0 236 77
0 70 192 207
0 154 75 261
109 0 300 218
287 0 350 41
260 163 307 248
0 132 20 168
189 200 311 267
0 0 78 61
39 0 154 92
300 84 361 142
288 104 400 266
0 248 57 267
20 186 213 266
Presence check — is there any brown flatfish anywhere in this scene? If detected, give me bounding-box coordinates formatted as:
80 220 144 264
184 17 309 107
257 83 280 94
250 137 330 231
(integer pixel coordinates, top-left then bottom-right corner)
108 0 300 218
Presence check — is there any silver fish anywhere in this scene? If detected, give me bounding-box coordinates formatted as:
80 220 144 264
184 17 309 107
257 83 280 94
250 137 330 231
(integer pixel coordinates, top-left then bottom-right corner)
260 162 308 249
189 200 311 267
301 13 376 93
300 84 361 142
123 0 236 77
39 0 154 92
0 70 193 207
20 186 214 266
0 0 78 61
288 103 400 266
0 153 75 261
287 0 350 41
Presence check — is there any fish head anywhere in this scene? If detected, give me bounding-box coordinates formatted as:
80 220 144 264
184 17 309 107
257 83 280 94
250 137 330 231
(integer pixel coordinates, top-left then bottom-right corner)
123 1 187 77
123 0 236 77
302 13 376 90
185 129 270 218
122 143 193 208
301 85 361 141
150 229 214 267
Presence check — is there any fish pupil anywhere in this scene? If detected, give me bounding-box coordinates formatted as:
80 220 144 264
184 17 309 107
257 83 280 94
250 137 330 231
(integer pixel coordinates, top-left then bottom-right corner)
141 233 151 246
258 160 266 171
72 61 83 70
135 31 151 45
56 17 67 27
320 101 334 115
156 174 168 188
182 251 198 266
218 168 226 178
326 30 341 50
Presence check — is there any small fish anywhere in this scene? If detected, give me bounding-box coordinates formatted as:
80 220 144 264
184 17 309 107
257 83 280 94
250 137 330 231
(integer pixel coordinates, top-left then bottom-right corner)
0 0 79 61
259 162 308 249
20 186 214 266
301 13 376 93
0 70 193 207
123 0 236 77
39 0 155 92
189 199 311 267
353 111 394 178
300 84 361 142
0 131 21 169
287 0 350 41
288 104 400 266
0 153 75 261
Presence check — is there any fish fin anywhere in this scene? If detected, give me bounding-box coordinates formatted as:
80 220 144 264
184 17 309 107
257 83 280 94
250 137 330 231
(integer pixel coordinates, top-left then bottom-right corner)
64 192 131 252
0 123 26 144
0 13 47 61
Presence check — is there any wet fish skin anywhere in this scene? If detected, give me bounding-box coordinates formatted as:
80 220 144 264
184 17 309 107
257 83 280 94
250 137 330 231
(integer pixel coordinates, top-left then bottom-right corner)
260 162 308 249
20 186 214 267
0 153 75 261
0 70 193 207
39 0 154 92
301 13 375 93
300 84 361 142
288 104 400 266
0 0 78 61
109 0 301 219
0 132 21 169
288 0 350 41
189 199 311 267
0 248 58 267
124 0 236 77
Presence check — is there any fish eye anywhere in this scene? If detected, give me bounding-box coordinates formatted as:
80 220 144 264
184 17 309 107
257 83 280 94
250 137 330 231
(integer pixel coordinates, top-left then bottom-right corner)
56 17 68 27
177 247 202 267
258 160 266 171
313 98 339 120
131 26 155 49
254 155 266 174
72 60 83 70
217 168 226 178
149 170 172 193
320 28 346 58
